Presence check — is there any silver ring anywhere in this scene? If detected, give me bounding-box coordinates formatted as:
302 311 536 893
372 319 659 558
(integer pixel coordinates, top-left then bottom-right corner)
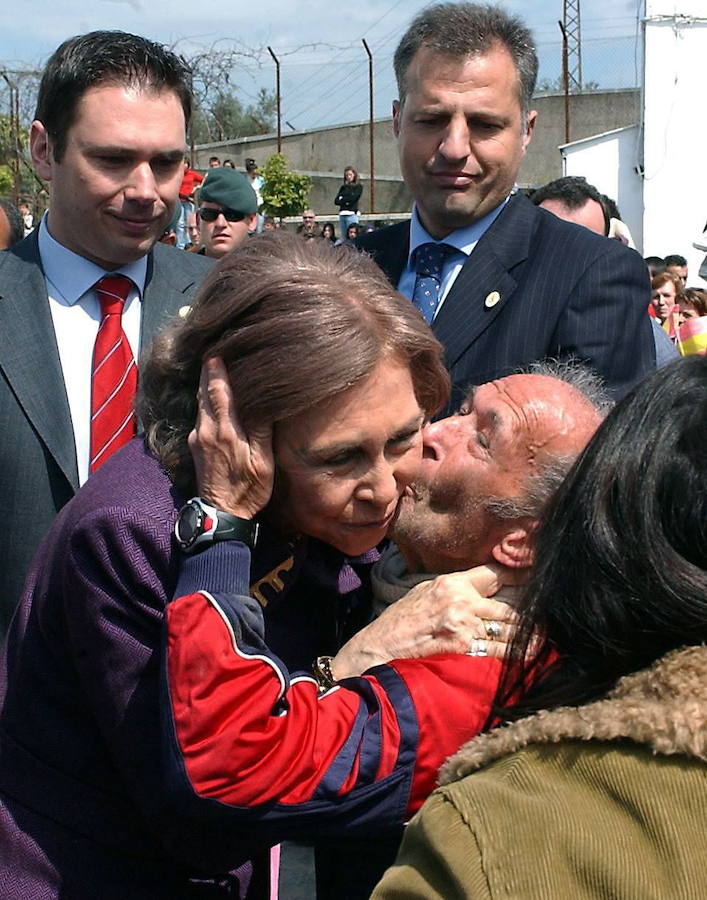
467 639 488 657
484 619 502 640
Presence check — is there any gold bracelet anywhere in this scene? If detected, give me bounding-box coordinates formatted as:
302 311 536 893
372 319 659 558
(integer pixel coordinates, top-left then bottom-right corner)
313 656 336 691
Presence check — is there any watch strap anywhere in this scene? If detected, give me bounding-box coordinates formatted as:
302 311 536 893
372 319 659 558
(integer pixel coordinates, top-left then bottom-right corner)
176 497 259 553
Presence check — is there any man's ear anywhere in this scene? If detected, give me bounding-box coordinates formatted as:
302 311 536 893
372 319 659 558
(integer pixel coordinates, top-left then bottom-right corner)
521 109 537 154
30 120 54 182
392 100 401 138
490 519 537 569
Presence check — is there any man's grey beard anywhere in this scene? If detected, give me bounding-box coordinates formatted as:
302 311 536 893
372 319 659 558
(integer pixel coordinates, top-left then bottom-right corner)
389 480 488 567
388 481 429 542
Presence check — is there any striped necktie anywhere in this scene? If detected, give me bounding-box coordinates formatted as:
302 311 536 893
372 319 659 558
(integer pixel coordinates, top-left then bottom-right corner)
90 275 137 474
412 242 455 323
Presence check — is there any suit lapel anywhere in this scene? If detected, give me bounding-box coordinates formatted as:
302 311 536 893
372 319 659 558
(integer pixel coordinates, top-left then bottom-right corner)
140 244 207 352
0 233 79 490
359 221 410 289
433 194 537 367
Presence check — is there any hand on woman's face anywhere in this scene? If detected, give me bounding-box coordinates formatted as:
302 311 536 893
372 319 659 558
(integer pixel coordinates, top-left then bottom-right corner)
189 358 274 519
272 357 425 556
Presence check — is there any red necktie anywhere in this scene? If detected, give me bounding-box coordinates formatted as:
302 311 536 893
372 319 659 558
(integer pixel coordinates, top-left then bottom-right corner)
90 275 138 474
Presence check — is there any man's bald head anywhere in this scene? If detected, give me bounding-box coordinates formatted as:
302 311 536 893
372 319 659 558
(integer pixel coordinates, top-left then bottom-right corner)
392 365 607 574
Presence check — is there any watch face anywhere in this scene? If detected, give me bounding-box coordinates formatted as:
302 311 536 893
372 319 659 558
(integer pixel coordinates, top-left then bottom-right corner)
176 502 203 548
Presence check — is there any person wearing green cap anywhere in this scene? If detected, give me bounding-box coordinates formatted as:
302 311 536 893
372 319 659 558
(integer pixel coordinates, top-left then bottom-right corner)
197 167 258 259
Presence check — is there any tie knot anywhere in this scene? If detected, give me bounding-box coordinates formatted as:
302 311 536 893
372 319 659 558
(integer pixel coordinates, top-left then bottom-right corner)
414 242 455 278
95 275 133 316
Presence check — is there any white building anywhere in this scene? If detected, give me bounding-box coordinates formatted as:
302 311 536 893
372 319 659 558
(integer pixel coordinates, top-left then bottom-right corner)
557 1 706 285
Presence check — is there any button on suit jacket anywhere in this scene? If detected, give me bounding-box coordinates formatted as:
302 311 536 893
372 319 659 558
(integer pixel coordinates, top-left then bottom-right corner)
358 192 655 415
0 232 212 635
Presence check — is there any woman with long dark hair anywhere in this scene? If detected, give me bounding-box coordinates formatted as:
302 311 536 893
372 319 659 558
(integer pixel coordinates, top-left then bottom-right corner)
319 221 337 242
374 356 707 899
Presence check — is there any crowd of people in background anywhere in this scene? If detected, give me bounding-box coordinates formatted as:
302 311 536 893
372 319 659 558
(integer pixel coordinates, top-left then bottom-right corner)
645 253 707 354
10 174 704 354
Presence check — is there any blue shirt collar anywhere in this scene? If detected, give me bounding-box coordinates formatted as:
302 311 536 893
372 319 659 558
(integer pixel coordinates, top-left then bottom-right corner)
38 213 148 305
408 193 513 262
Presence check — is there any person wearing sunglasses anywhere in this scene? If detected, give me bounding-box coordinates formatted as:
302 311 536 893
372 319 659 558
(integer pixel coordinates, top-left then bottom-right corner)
197 167 258 259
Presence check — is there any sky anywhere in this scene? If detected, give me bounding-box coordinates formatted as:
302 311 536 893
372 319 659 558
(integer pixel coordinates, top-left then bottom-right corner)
0 0 643 132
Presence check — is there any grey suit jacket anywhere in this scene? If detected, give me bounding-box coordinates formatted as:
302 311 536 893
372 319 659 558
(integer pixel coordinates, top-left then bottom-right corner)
359 193 656 414
0 233 212 634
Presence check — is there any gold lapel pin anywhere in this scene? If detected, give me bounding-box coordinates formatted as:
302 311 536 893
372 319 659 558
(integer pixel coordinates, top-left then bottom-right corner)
178 305 191 318
484 291 501 309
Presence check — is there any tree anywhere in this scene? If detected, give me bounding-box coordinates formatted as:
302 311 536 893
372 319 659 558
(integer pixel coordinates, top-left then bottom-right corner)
0 113 25 161
182 45 276 143
536 76 601 93
0 165 13 195
0 112 32 198
190 87 277 143
260 154 311 219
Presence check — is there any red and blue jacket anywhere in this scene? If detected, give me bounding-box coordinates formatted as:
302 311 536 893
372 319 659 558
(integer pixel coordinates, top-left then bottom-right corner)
163 542 502 841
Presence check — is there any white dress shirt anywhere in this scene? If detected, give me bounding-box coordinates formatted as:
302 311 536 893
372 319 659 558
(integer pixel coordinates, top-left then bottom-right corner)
39 215 147 485
397 194 512 319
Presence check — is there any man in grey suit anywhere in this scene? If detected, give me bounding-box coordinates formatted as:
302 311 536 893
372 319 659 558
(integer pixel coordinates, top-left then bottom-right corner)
0 31 211 635
359 3 655 415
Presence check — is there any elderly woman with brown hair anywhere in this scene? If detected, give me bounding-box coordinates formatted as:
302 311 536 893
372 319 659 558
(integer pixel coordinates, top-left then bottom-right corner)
0 233 512 900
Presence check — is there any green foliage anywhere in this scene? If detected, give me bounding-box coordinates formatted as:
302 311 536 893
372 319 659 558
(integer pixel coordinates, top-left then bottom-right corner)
0 165 13 195
185 46 275 142
0 114 27 165
536 77 601 93
0 114 36 197
192 89 276 143
190 87 277 143
260 154 311 219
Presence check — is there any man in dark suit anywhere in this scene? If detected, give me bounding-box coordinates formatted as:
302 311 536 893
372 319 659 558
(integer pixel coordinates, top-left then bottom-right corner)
0 32 211 635
358 3 654 415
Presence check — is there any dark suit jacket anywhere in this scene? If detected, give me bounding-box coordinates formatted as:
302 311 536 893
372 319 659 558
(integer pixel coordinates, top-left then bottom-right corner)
0 233 212 635
358 193 655 414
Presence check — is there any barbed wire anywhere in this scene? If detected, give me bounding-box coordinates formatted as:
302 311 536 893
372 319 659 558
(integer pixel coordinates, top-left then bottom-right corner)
0 30 641 141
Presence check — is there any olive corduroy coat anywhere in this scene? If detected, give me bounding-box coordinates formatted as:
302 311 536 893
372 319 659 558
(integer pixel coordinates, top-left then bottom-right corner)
372 645 707 899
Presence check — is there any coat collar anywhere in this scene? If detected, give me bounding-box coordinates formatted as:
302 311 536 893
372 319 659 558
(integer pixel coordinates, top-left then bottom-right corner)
440 644 707 786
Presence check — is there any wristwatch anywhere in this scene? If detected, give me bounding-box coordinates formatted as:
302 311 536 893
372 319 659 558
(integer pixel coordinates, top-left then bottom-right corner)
174 497 259 554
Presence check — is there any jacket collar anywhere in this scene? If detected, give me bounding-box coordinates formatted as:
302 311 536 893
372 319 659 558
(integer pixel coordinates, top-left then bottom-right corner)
440 644 707 786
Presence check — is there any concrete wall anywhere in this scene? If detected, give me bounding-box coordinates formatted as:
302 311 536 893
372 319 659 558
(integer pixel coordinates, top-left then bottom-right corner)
195 89 639 216
642 1 706 285
303 172 412 220
193 118 401 183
